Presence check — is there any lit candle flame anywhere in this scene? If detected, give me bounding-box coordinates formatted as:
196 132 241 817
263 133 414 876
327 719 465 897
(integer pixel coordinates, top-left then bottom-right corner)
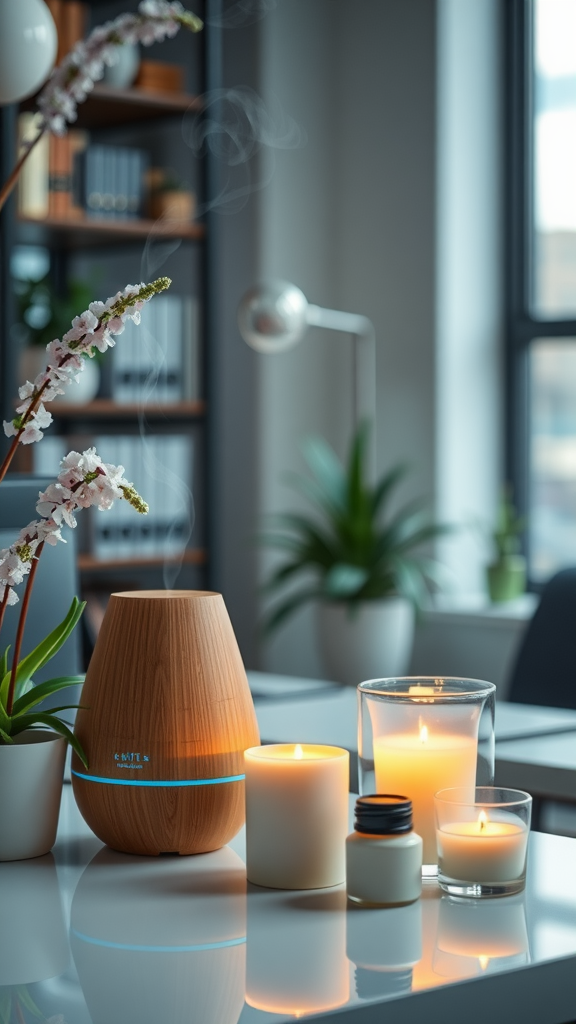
478 810 488 832
419 723 428 744
478 955 490 971
294 744 303 760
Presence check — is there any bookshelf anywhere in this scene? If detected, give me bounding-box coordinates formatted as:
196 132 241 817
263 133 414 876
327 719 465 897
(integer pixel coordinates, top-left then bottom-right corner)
18 214 205 247
0 0 217 604
20 81 203 129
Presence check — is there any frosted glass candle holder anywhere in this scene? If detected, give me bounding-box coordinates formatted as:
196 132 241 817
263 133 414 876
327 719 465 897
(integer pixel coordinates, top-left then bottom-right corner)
358 677 495 874
435 787 532 898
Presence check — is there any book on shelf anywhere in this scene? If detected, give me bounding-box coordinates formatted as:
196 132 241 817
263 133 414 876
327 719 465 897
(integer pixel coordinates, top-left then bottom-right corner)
78 145 149 221
91 434 194 562
112 294 200 404
17 113 49 219
17 114 87 221
48 132 87 219
32 433 194 564
46 0 88 66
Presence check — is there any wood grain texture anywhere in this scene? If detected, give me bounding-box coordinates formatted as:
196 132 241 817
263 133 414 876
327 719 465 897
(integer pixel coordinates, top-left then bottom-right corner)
72 591 260 855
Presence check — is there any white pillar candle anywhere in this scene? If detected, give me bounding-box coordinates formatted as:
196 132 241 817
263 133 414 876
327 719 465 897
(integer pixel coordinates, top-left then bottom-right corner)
244 744 349 890
374 727 477 864
437 812 528 883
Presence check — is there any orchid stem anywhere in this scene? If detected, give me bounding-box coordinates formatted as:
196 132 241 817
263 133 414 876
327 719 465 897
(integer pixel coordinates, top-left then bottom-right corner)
0 434 24 486
6 541 44 716
0 585 10 641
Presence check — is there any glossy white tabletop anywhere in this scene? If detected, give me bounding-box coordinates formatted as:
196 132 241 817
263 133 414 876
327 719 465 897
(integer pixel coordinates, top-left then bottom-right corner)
1 787 575 1024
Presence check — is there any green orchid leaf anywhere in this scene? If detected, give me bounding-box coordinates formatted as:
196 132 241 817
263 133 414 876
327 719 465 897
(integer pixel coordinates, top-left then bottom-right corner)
0 725 13 744
14 987 43 1017
0 645 9 682
0 598 85 705
10 713 88 767
11 675 85 717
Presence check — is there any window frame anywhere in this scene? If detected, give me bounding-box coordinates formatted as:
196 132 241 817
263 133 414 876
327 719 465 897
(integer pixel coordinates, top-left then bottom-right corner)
505 0 576 585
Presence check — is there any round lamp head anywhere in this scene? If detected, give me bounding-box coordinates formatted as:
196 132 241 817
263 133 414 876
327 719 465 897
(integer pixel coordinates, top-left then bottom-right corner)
0 0 57 104
238 281 308 354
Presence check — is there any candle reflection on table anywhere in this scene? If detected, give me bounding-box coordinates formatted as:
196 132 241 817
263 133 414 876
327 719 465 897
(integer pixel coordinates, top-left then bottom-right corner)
246 886 349 1016
433 894 529 979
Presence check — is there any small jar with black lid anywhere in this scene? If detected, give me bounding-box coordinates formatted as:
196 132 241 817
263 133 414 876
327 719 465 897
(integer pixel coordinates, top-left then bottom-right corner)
346 795 422 907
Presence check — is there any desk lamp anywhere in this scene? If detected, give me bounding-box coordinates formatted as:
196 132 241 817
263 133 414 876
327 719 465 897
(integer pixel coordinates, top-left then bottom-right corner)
238 280 376 470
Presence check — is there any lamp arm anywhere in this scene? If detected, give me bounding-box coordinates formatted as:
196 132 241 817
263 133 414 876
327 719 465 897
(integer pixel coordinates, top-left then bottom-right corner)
306 304 376 475
306 305 373 339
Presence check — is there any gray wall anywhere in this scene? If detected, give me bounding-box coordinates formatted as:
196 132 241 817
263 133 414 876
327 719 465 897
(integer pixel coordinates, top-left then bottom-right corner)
216 0 504 676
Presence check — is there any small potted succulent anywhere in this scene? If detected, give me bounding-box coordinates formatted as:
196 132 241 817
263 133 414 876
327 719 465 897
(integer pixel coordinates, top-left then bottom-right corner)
486 487 526 603
261 425 449 686
148 168 196 222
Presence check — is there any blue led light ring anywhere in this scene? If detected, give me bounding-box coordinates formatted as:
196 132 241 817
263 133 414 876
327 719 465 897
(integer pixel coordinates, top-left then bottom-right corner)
71 770 245 788
71 928 247 953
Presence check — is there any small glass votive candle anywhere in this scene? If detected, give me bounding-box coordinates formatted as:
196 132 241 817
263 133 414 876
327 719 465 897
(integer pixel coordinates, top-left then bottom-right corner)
434 787 532 898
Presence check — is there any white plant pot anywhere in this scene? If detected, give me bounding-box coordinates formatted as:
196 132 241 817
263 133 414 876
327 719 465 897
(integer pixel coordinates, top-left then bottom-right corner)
19 346 100 405
0 731 66 861
317 597 415 687
102 43 140 89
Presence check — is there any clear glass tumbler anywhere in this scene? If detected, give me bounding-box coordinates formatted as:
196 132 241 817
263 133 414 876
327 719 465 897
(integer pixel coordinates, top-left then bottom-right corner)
358 677 495 874
434 787 532 898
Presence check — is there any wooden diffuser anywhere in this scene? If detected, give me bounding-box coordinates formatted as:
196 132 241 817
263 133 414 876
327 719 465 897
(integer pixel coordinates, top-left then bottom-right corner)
72 591 260 856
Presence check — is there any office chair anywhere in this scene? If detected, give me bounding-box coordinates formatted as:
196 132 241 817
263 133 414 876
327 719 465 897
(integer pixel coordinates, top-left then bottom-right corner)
507 567 576 710
0 476 82 717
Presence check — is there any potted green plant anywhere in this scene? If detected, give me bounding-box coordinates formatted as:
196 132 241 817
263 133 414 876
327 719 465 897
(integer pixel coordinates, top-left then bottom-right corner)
148 168 196 222
15 275 102 405
261 425 448 686
486 487 526 603
0 2 203 862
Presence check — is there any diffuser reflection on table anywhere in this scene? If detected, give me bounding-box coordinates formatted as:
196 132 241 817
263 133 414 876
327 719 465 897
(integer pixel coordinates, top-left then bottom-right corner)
70 845 246 1024
246 887 349 1016
72 591 260 855
433 895 529 979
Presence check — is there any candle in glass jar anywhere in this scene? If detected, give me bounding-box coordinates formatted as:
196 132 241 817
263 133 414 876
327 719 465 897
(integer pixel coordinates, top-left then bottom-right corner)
437 811 528 883
374 725 476 864
244 744 349 890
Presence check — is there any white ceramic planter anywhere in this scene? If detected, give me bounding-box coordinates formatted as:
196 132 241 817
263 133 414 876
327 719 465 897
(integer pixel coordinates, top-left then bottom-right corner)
317 597 415 687
102 43 140 88
0 731 66 861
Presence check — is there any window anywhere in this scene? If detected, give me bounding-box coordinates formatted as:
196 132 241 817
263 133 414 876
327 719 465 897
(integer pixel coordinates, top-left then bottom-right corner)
507 0 576 582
